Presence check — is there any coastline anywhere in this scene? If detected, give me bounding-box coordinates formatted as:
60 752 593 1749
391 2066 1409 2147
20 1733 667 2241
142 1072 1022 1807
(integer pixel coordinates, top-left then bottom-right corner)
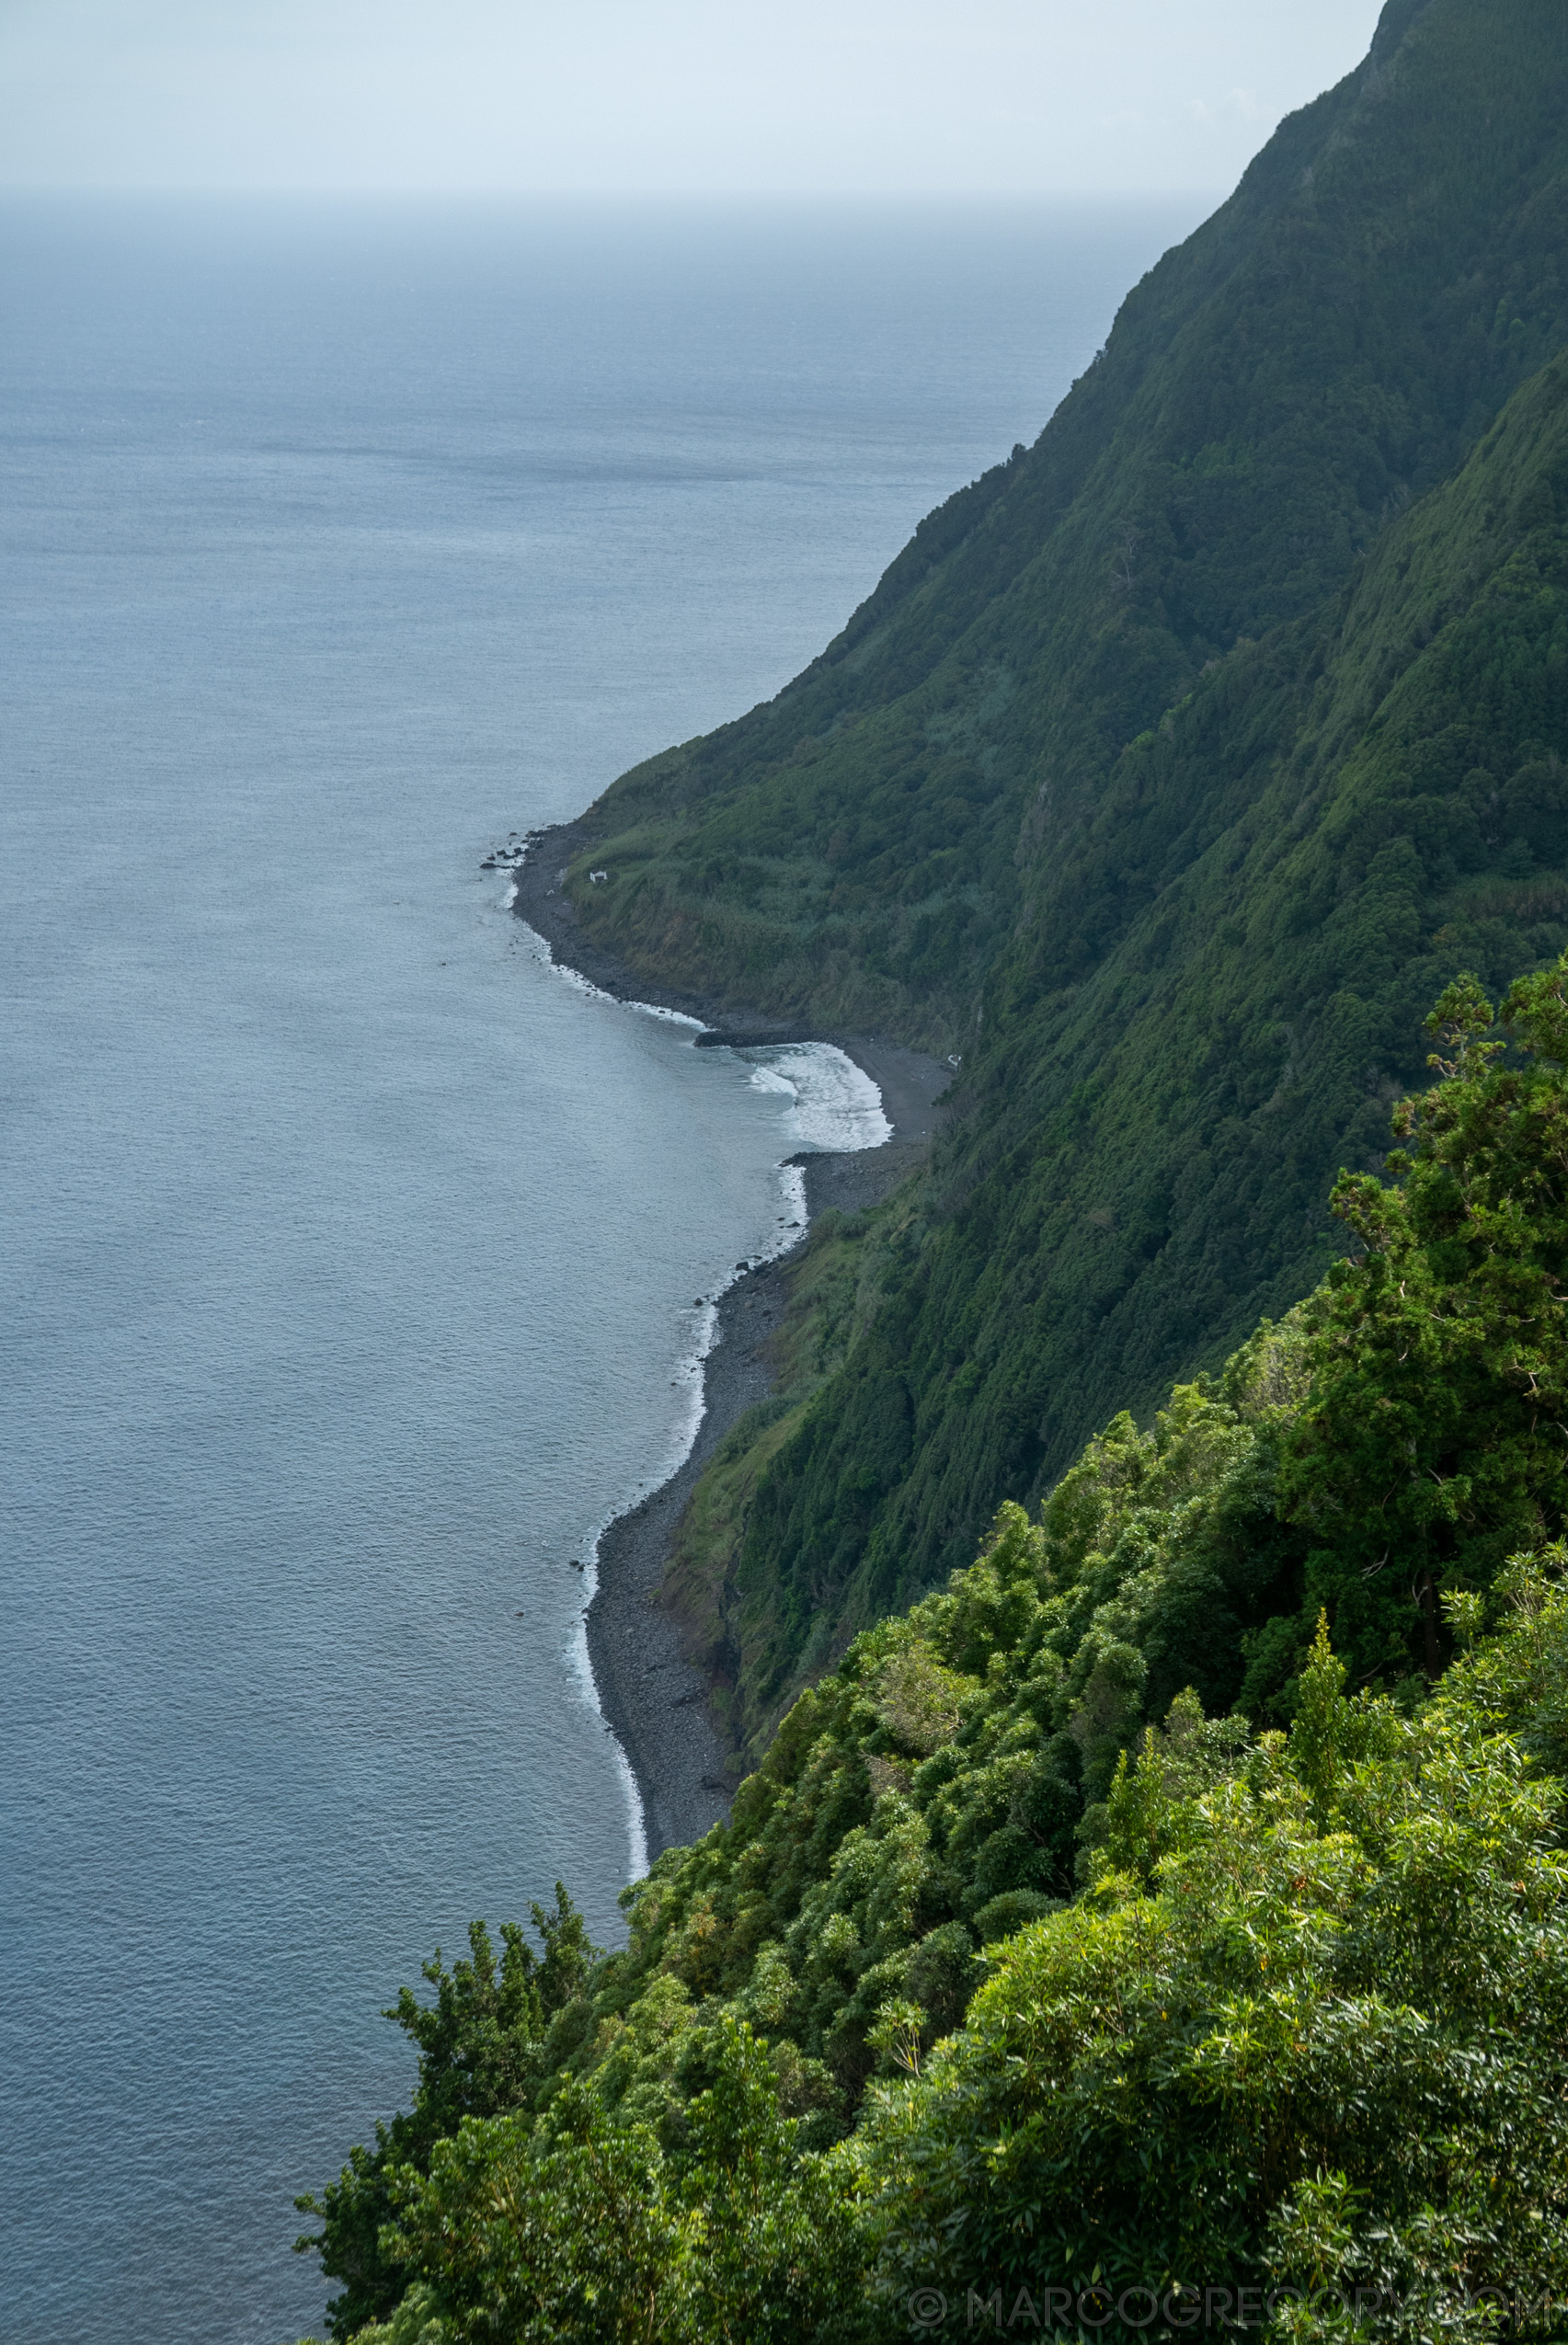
512 818 950 1860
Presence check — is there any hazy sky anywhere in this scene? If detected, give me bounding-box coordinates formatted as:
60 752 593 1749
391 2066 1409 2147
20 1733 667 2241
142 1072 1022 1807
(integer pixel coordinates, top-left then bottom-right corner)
0 0 1387 195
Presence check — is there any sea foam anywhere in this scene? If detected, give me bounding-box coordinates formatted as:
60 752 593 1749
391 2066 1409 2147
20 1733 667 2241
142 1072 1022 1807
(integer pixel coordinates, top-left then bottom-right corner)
743 1040 892 1153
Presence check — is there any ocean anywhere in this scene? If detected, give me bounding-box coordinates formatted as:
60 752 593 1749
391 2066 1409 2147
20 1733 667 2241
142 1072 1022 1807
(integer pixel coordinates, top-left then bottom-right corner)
0 192 1202 2342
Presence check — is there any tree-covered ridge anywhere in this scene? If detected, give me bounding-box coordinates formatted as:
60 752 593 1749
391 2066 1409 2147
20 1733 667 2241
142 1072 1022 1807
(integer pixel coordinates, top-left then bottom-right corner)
516 1 1568 1766
300 962 1568 2337
304 1561 1568 2343
559 0 1568 1051
675 336 1568 1755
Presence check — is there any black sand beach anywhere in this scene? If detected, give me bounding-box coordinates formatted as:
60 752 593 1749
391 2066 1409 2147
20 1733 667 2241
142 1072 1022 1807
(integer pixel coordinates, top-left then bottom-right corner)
513 819 950 1857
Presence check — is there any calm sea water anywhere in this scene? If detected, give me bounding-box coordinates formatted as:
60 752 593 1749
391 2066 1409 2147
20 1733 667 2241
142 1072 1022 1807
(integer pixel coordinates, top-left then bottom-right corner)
0 194 1201 2343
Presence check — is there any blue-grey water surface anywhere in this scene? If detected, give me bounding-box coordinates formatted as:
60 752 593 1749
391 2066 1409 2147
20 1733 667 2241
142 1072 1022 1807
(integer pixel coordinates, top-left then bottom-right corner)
0 194 1201 2343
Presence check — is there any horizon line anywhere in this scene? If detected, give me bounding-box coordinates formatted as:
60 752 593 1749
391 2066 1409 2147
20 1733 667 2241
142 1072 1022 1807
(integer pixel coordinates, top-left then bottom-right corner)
0 181 1228 204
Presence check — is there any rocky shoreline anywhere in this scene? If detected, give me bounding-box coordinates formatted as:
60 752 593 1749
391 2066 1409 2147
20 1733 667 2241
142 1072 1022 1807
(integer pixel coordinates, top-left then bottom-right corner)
511 819 950 1859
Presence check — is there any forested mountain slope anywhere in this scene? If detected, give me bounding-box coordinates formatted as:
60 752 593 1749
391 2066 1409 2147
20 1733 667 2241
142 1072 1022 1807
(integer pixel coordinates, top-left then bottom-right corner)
712 337 1568 1747
539 0 1568 1751
563 0 1568 1052
315 1563 1568 2341
301 958 1568 2339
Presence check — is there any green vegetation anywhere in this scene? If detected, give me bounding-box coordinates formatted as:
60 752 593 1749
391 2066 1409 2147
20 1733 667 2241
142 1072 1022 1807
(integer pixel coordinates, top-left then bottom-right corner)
567 0 1568 1049
303 1572 1568 2341
300 958 1568 2339
566 0 1568 1742
678 331 1568 1752
292 1890 596 2335
295 7 1568 2332
855 1584 1568 2337
661 1186 923 1746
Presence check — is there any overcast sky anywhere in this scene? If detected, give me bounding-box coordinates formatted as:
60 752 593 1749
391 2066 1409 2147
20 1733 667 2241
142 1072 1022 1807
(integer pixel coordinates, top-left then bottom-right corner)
0 0 1387 195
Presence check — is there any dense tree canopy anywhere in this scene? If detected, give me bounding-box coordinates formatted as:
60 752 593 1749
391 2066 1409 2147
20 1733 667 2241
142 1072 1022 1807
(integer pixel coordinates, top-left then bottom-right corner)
855 1574 1568 2339
300 958 1568 2340
303 1555 1568 2342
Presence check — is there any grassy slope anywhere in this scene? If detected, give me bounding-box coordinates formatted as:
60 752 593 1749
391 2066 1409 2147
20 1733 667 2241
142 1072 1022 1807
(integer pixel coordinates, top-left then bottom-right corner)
558 0 1568 1755
713 294 1568 1761
562 0 1568 1054
662 1195 921 1741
